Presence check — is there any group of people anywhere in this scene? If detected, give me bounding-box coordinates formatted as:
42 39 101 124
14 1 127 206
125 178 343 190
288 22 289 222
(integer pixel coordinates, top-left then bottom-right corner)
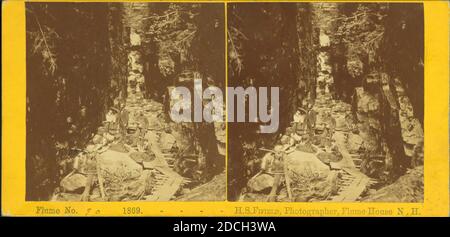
291 100 336 144
253 99 340 202
68 96 152 201
104 98 129 140
104 98 151 151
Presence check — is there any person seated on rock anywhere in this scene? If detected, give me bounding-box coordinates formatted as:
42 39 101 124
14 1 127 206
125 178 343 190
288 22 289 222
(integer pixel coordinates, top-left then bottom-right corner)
105 108 118 133
266 145 286 202
92 127 108 147
306 110 317 129
137 77 145 96
286 125 302 144
260 152 274 174
136 112 149 138
302 104 317 144
292 105 307 132
322 111 336 140
80 144 98 202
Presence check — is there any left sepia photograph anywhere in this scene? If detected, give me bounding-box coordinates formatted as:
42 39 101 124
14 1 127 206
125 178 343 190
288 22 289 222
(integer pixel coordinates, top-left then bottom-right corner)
25 2 226 202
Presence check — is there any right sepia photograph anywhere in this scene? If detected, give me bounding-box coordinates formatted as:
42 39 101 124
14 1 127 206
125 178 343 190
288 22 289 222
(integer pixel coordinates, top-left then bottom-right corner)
227 2 424 202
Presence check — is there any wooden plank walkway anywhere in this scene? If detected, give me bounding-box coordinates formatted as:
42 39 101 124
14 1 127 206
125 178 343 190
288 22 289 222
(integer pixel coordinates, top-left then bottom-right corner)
331 168 370 202
143 134 184 201
328 132 371 202
145 167 183 201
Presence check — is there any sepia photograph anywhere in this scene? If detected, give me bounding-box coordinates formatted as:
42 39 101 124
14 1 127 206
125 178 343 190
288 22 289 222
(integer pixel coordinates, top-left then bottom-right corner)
4 0 448 218
227 2 424 202
25 2 226 201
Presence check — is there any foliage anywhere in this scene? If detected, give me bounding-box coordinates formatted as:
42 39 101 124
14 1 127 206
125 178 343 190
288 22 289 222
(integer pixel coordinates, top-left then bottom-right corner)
227 23 247 76
145 4 198 71
26 3 129 200
27 13 59 76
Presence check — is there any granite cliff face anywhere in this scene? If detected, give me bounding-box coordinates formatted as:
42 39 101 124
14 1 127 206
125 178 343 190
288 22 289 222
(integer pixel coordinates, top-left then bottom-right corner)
26 3 129 200
227 3 318 200
327 3 424 182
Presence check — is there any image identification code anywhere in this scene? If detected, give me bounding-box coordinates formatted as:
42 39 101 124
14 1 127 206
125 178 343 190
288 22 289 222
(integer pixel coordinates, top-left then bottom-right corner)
173 221 276 234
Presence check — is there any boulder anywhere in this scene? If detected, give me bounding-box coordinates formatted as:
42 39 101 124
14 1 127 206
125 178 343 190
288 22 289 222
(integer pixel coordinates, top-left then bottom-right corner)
362 166 423 202
247 173 274 192
177 173 226 201
54 193 82 201
109 143 129 153
123 170 155 200
60 173 87 192
290 169 339 202
312 175 336 199
286 151 330 177
98 150 143 180
130 152 155 164
317 152 341 164
241 192 268 202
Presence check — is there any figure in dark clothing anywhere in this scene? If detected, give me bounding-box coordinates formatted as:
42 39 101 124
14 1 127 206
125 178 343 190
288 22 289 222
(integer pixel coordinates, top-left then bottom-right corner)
117 102 129 141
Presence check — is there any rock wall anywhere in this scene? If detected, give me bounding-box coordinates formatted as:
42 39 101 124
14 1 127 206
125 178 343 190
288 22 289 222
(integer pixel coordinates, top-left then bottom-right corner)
138 3 225 183
227 3 317 200
26 3 129 200
379 4 424 170
362 166 423 202
327 3 424 181
379 3 424 126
